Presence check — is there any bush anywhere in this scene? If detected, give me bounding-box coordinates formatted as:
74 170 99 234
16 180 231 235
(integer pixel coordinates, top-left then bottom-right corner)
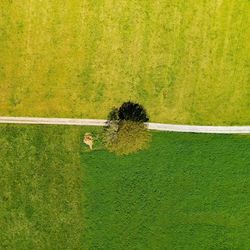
106 121 151 155
104 102 151 155
103 121 119 148
107 107 119 122
118 101 149 122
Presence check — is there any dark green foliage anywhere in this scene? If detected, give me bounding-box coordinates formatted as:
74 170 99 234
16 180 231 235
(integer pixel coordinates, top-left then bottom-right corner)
104 102 150 155
118 101 149 122
107 107 119 122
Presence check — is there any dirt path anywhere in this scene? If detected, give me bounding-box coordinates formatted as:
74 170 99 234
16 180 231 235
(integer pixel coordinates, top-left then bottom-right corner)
0 116 250 134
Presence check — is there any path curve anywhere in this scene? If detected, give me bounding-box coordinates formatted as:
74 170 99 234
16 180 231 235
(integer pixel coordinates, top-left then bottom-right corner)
0 116 250 134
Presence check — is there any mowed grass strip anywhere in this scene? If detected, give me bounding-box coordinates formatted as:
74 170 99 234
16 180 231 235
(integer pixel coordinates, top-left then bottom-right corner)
83 132 250 249
0 0 250 125
0 125 87 249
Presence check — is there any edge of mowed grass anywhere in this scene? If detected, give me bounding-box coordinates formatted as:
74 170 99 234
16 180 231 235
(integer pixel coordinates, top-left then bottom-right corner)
82 131 250 249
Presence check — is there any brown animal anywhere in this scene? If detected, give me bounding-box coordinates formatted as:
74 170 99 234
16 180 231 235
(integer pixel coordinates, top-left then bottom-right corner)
83 133 93 150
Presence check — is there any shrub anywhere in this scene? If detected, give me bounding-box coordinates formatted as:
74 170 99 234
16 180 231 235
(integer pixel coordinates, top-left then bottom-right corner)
104 102 151 155
118 101 149 122
106 121 151 155
107 107 119 121
103 121 119 148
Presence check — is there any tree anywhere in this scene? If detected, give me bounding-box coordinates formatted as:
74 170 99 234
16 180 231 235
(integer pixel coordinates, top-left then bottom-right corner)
118 101 149 122
104 101 151 155
103 120 119 148
104 107 119 146
105 121 151 155
107 107 119 121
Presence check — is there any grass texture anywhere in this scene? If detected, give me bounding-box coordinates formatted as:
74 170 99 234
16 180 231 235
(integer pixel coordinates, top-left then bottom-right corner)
0 125 86 249
1 124 250 249
83 131 250 249
0 0 250 125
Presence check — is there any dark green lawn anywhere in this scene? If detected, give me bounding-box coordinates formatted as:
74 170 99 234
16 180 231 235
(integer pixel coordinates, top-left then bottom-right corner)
0 125 250 249
83 131 250 250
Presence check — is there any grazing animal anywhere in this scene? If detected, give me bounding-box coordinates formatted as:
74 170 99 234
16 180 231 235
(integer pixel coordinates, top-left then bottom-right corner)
84 133 93 150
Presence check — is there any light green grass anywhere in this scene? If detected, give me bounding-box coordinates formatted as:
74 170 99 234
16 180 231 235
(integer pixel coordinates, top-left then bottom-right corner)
1 124 250 249
1 0 250 125
0 125 88 249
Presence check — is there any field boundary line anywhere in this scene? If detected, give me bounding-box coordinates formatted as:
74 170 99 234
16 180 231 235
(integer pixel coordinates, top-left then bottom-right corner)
0 116 250 134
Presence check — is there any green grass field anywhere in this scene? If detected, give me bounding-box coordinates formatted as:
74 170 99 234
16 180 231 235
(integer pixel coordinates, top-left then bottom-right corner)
1 124 249 249
1 0 250 125
0 125 86 249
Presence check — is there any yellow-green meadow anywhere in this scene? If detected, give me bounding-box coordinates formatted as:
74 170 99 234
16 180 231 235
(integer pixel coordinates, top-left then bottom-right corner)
1 0 249 124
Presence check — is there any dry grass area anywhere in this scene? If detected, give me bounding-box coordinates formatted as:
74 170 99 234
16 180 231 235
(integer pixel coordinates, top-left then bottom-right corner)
0 0 249 125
